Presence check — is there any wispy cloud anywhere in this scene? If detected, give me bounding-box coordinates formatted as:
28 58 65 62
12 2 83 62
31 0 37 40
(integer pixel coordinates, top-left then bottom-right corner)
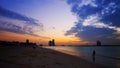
82 14 120 33
0 6 39 25
0 6 44 37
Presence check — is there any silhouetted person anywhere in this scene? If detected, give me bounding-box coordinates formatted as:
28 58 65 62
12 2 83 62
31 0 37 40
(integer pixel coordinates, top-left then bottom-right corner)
97 40 101 46
33 46 36 49
92 50 96 62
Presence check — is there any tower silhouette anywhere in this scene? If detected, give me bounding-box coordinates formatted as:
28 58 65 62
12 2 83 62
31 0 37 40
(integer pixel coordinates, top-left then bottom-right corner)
97 40 101 46
26 39 29 44
48 39 55 46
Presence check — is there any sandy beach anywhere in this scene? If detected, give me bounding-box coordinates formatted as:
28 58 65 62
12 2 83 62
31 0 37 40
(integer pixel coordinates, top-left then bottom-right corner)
0 46 107 68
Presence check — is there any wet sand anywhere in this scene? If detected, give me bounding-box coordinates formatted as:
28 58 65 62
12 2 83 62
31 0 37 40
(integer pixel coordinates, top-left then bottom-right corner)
0 46 108 68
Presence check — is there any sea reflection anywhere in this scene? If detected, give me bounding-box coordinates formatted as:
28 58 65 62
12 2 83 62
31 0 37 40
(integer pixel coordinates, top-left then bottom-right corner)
43 46 120 68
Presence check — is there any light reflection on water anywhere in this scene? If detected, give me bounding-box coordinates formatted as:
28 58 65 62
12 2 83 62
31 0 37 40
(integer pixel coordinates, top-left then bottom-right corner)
43 46 120 68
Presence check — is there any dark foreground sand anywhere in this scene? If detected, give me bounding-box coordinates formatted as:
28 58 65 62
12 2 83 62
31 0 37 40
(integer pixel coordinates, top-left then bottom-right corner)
0 46 108 68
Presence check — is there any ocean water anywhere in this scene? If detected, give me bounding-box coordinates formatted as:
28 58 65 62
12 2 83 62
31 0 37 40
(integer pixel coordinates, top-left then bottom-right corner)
43 46 120 68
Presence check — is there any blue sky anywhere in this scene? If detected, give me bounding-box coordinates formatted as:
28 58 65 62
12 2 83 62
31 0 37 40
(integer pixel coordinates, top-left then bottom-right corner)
0 0 120 45
0 0 78 45
65 0 120 45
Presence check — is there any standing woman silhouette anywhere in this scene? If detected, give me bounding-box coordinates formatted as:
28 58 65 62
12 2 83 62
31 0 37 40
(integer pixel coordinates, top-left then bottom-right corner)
92 50 96 62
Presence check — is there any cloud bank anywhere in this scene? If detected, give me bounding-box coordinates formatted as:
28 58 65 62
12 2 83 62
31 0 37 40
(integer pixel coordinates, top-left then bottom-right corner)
0 6 43 37
65 0 120 45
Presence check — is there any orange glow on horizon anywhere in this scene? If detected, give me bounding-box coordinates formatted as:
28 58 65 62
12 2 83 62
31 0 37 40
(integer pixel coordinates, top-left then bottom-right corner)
0 31 93 45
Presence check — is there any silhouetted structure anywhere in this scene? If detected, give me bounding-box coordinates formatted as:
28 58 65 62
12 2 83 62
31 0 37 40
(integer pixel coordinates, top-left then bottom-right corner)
52 39 55 46
0 40 37 47
97 40 101 46
26 39 29 44
39 44 43 46
48 39 55 46
48 41 50 45
92 50 96 62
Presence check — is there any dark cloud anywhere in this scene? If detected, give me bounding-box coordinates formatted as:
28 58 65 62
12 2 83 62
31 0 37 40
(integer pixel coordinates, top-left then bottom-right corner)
66 0 120 45
0 6 38 25
0 20 24 33
102 9 120 27
0 6 43 37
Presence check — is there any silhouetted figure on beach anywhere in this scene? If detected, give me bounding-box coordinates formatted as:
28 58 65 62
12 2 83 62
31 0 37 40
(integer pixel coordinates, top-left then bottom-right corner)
33 46 36 49
97 40 101 46
92 50 96 62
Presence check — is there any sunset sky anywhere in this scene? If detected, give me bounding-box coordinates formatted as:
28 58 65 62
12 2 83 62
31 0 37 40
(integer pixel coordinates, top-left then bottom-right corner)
0 0 120 45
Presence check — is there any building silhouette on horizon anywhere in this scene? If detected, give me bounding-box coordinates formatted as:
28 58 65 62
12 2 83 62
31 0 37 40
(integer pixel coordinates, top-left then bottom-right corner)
48 39 55 46
26 39 29 44
97 40 101 46
0 39 36 47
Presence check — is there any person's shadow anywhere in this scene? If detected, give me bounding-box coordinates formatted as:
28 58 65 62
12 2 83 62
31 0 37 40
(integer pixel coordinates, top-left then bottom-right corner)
92 50 96 62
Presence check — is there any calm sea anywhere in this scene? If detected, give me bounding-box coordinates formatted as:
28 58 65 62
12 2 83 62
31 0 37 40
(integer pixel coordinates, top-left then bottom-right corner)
43 46 120 68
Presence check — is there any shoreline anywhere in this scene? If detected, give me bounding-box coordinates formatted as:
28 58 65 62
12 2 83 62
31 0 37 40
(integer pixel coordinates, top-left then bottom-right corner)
0 46 108 68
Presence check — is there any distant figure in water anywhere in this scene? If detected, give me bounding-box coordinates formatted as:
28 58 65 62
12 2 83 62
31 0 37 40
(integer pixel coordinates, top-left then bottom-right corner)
97 40 101 46
92 50 96 62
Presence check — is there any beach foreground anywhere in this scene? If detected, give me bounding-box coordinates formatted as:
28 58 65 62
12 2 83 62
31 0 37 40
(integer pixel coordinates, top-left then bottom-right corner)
0 46 107 68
